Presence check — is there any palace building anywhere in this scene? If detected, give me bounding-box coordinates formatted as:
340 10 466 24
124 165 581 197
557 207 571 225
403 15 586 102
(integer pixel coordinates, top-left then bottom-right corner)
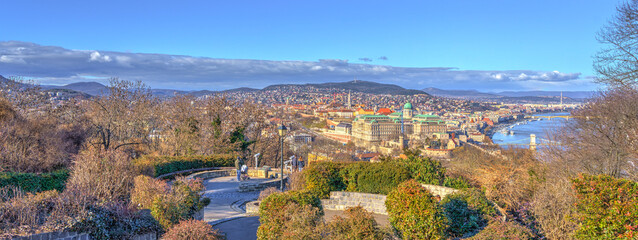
351 102 447 147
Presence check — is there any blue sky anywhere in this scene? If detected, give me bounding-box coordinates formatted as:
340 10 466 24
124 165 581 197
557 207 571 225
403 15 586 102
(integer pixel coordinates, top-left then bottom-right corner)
0 0 623 91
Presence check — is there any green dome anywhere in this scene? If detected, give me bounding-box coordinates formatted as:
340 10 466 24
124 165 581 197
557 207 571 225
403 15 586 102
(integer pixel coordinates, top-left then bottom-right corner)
403 102 413 109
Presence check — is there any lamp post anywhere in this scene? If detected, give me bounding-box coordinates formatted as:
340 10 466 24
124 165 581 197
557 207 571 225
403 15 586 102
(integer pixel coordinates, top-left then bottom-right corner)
277 124 287 191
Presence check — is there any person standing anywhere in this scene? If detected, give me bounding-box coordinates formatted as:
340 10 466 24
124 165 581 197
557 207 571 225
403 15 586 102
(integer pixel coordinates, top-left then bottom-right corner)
298 156 305 172
235 157 244 181
291 155 298 173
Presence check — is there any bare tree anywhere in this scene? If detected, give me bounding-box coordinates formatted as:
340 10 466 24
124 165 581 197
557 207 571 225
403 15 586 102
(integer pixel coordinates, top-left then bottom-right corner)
546 88 638 179
85 78 158 152
594 0 638 87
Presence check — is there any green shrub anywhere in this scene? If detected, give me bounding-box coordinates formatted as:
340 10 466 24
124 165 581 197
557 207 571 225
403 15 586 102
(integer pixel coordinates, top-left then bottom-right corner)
340 161 411 195
469 220 535 240
135 154 235 177
386 179 447 240
394 150 446 185
0 169 69 194
150 178 207 230
441 188 496 237
322 206 388 240
443 176 471 189
164 219 225 240
257 191 323 240
571 174 638 239
303 162 347 198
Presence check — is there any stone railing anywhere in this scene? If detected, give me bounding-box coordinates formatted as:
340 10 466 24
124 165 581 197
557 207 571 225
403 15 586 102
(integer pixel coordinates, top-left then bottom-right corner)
245 200 260 216
186 169 234 180
186 168 279 181
155 167 229 179
239 176 287 192
421 184 459 198
10 232 156 240
10 232 90 240
321 191 388 215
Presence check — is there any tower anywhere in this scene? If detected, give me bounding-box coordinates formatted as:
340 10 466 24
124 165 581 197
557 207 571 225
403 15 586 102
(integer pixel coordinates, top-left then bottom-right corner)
399 113 406 150
560 91 563 106
348 90 351 108
530 134 537 151
402 102 413 119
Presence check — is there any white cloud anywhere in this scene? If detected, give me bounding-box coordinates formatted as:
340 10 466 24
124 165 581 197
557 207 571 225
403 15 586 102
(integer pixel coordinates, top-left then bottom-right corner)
0 41 585 91
89 51 112 62
0 55 26 64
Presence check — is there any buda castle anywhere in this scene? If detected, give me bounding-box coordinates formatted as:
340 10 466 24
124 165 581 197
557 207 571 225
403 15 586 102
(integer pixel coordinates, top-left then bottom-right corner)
351 102 447 147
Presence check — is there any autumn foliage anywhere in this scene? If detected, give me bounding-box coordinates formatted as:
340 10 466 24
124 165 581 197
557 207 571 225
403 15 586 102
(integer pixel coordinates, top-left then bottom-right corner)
571 174 638 239
385 179 447 240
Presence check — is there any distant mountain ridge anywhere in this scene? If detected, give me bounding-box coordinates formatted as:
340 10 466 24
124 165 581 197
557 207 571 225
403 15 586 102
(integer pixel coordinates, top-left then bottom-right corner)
43 82 109 96
25 79 425 97
423 87 500 98
264 80 427 95
0 74 593 101
423 87 594 100
495 90 594 99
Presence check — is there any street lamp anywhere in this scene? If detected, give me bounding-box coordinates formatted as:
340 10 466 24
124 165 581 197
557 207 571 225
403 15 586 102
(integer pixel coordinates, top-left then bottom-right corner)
277 124 288 191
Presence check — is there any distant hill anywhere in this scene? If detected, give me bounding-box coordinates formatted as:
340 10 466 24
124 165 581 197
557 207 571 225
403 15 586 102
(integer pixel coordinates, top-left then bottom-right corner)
43 82 109 96
264 80 427 95
424 87 594 102
0 75 27 87
223 87 260 93
151 89 187 97
497 95 580 103
495 90 594 99
423 87 500 98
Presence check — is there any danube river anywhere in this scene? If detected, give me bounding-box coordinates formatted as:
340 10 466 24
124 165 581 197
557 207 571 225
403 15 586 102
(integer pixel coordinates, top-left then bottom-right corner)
491 112 570 147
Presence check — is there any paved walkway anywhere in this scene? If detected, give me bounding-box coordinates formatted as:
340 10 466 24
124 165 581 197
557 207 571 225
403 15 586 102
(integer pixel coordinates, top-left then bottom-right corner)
201 176 267 239
201 176 266 222
201 176 391 239
213 216 260 240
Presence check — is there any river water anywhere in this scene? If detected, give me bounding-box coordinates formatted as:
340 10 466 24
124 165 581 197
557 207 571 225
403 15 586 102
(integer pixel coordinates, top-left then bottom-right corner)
491 112 570 147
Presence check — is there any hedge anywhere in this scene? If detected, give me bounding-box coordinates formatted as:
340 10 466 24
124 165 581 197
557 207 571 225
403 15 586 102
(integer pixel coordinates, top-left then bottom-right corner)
257 190 323 240
394 152 446 185
0 169 69 193
134 154 235 177
303 162 347 198
340 161 411 195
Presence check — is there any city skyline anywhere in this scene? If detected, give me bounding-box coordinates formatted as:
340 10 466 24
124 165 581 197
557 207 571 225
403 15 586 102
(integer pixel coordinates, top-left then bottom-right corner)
0 1 622 91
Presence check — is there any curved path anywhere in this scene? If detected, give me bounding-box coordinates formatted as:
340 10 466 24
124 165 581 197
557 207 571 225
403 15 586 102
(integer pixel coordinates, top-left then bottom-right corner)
202 176 267 239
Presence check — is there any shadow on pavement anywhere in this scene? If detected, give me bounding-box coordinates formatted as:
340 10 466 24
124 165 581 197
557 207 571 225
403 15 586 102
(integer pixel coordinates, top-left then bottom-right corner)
213 216 259 240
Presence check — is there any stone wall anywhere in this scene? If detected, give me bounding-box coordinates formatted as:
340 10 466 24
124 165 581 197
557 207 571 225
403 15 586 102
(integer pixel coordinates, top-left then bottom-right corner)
421 184 459 198
245 169 270 178
238 177 287 192
10 232 156 240
11 232 89 240
155 167 227 179
245 200 260 216
321 191 387 215
186 169 234 180
187 168 277 180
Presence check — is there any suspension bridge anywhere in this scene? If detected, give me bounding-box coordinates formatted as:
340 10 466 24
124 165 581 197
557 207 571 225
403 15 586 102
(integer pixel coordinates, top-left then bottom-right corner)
498 134 560 150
